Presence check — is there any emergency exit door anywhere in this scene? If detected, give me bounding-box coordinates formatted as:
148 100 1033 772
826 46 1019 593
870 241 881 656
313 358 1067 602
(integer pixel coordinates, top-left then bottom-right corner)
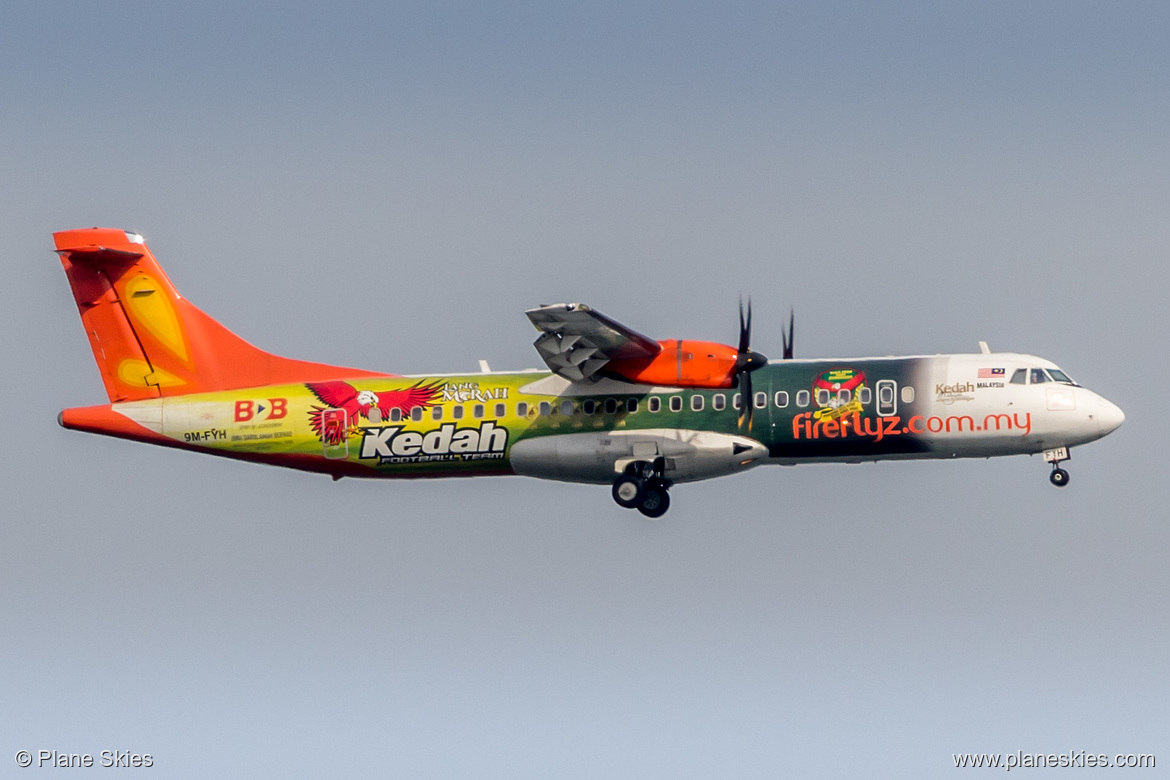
875 379 898 416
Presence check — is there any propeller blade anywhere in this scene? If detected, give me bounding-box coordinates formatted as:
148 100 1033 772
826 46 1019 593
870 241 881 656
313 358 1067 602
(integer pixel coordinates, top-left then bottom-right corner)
737 369 753 430
782 308 794 360
735 297 768 371
737 297 752 355
733 296 765 429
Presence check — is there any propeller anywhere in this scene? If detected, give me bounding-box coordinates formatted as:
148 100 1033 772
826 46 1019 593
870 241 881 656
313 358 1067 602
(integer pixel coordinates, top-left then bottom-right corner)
735 297 768 429
782 307 794 360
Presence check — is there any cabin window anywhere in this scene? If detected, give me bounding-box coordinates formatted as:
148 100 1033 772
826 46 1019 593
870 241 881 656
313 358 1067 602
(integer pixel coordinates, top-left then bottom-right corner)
732 393 742 410
626 398 638 413
473 404 485 419
432 406 443 420
452 405 464 420
796 390 810 407
560 400 574 416
411 407 424 422
901 387 915 403
837 389 851 404
1010 369 1028 385
516 402 528 417
494 403 506 418
539 401 551 416
390 408 402 422
648 396 661 413
669 396 682 412
754 392 767 409
691 395 704 411
368 409 382 423
816 389 830 406
713 393 726 411
858 387 872 404
774 391 789 408
604 398 618 414
582 400 596 415
1030 368 1050 384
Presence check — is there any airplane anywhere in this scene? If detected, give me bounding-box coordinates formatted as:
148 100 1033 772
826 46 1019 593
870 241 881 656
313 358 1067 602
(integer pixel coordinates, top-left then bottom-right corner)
53 227 1125 517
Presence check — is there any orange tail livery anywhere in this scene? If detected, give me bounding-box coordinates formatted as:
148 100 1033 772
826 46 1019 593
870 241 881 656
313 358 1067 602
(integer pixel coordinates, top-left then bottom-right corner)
54 228 382 401
56 228 388 463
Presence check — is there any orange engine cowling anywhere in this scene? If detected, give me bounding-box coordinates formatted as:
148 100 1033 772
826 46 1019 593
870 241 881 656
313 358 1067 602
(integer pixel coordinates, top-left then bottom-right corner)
605 340 739 388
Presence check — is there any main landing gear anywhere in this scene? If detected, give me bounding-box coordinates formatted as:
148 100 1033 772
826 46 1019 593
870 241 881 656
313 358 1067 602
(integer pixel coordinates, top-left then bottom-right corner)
1049 466 1070 487
612 459 672 518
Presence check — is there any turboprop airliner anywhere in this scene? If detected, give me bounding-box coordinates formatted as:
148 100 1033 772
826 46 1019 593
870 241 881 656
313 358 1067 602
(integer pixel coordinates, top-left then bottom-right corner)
54 228 1124 517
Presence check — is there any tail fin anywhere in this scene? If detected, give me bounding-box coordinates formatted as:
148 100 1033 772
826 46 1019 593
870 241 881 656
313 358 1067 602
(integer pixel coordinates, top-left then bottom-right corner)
54 227 383 402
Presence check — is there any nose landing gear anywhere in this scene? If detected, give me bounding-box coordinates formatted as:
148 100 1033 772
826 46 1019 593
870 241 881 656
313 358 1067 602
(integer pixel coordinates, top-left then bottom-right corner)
612 459 672 517
1044 446 1071 487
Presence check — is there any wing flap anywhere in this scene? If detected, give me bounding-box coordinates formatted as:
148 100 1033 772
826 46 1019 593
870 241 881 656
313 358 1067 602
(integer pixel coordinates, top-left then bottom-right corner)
526 303 661 382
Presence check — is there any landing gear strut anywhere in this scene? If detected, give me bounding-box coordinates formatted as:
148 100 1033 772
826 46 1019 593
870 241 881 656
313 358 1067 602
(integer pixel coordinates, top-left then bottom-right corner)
612 459 672 517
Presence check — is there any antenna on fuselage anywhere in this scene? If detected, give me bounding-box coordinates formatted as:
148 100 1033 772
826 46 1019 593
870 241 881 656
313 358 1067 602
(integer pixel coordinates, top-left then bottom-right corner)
978 341 990 354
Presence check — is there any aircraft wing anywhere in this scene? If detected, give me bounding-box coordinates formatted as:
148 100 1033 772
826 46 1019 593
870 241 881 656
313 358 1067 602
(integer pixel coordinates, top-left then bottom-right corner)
526 303 662 382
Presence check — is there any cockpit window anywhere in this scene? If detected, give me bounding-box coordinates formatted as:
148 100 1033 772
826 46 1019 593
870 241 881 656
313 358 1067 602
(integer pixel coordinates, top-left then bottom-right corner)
1047 368 1078 386
1010 369 1028 385
1030 368 1050 384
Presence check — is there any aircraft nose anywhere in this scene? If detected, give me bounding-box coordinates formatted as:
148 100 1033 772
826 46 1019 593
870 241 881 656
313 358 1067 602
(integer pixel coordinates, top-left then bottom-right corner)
1096 397 1125 436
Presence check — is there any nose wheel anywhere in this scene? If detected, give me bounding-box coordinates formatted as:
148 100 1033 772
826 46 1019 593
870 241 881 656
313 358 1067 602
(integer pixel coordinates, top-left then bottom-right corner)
1044 446 1071 487
612 460 672 517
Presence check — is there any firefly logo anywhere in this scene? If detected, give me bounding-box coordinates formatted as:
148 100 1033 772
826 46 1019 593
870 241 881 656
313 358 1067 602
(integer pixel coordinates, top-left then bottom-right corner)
234 398 288 422
790 411 1032 442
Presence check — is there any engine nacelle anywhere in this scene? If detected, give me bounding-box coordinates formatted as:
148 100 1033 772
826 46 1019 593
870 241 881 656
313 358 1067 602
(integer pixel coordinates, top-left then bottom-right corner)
605 340 739 388
509 428 768 484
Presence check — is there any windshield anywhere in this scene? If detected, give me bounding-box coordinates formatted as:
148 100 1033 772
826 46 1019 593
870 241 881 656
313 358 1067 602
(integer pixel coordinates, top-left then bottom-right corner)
1047 368 1079 386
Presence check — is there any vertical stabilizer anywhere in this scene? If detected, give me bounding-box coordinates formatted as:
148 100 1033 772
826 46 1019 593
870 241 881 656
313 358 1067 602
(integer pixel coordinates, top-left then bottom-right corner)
54 228 383 402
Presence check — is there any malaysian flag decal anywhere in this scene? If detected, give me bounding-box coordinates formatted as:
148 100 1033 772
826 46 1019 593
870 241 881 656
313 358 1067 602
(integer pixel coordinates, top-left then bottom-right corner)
978 368 1005 378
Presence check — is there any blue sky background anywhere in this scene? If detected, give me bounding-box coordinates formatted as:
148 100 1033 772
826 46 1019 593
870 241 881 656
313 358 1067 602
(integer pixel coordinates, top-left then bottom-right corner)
1 2 1167 777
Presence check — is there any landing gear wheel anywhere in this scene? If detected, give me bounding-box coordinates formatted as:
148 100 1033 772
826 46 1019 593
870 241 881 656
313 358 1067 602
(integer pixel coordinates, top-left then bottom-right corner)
1050 467 1070 487
637 483 670 518
612 476 644 508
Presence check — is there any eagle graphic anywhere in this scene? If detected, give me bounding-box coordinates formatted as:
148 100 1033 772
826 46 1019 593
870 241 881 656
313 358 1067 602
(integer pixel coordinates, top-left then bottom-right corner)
306 380 442 445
